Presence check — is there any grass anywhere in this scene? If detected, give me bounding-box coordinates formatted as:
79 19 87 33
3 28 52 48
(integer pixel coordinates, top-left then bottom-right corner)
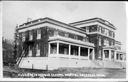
3 66 126 78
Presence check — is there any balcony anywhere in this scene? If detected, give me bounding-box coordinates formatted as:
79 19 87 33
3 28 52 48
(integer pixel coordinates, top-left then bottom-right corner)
49 35 94 47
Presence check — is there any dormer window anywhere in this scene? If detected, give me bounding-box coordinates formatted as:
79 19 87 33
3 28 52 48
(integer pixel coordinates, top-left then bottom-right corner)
37 29 41 39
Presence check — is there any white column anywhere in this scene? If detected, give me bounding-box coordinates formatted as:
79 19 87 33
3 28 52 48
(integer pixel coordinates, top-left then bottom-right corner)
120 54 122 61
57 42 59 55
114 51 117 61
92 48 95 60
48 43 51 55
103 49 105 60
78 47 81 59
86 27 89 33
88 48 90 60
118 54 120 61
69 44 71 58
109 49 111 60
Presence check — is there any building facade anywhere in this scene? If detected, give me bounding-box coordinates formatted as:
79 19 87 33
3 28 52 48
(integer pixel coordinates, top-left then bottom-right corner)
15 17 126 70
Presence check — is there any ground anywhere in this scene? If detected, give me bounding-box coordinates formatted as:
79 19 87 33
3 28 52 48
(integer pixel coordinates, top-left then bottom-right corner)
3 66 126 78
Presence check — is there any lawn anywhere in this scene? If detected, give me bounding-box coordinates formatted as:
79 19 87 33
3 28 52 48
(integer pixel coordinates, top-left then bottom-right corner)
3 66 126 78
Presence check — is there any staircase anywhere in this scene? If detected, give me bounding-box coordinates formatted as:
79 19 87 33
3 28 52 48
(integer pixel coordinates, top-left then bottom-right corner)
16 49 26 66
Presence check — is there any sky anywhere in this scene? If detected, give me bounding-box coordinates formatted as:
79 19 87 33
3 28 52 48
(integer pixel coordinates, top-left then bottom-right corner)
2 1 127 51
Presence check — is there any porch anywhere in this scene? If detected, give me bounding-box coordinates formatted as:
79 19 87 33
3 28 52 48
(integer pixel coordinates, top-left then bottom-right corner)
48 41 95 60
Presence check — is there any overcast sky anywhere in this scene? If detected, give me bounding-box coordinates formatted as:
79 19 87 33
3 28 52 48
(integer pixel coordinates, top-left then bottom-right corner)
2 1 127 51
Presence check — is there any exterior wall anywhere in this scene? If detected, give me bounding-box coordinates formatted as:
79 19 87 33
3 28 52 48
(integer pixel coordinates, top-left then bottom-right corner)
88 33 115 60
17 26 49 57
19 57 101 70
17 25 89 58
115 41 121 50
19 57 125 70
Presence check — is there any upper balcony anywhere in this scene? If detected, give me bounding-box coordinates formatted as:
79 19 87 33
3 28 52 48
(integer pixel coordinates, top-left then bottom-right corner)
48 33 94 47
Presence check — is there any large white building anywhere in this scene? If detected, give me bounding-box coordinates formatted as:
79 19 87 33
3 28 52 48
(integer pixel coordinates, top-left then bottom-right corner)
15 17 126 70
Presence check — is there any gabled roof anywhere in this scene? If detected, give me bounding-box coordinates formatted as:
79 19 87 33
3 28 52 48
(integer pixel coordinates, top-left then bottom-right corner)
69 17 116 30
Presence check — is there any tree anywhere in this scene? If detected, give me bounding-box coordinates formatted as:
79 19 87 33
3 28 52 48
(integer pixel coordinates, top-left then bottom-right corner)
2 37 15 66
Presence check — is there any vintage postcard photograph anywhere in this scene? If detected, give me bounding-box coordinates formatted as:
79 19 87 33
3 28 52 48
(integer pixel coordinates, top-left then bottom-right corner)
1 1 127 81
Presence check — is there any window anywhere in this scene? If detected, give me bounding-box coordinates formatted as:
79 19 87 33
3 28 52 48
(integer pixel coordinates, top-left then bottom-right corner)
89 25 97 32
83 37 88 42
97 26 101 32
37 29 41 39
69 33 75 39
71 45 78 56
28 45 32 57
74 35 78 39
50 43 57 54
78 35 83 41
101 28 105 34
22 32 25 42
109 31 112 37
98 50 102 59
58 30 65 37
54 30 58 36
113 32 115 38
80 47 88 56
65 32 69 37
29 31 33 40
81 27 86 32
48 28 54 37
104 38 109 46
83 37 86 42
104 50 109 58
36 43 40 56
105 29 109 36
111 40 114 46
120 54 123 60
59 43 69 55
117 53 119 60
86 27 89 32
99 36 101 46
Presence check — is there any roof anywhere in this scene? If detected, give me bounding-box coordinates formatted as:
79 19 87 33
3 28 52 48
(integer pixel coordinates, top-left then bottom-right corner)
17 17 87 35
69 17 116 30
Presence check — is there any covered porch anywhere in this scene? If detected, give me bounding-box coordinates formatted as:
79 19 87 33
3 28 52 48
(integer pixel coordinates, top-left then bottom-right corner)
48 41 95 60
103 47 126 61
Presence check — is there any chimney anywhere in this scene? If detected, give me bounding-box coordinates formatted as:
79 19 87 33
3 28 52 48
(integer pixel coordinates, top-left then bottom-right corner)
27 18 32 22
